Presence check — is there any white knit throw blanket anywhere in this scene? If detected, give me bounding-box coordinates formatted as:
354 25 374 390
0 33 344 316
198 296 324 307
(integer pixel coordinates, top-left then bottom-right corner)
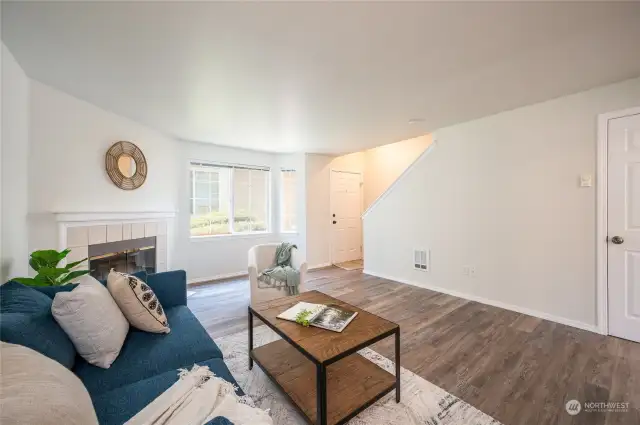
125 365 273 425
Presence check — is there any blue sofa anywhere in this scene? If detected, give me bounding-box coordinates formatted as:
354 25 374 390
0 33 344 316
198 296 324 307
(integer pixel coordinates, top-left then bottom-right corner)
0 270 241 425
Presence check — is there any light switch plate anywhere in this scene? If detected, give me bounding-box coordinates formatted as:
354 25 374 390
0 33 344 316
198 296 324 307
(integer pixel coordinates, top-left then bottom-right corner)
580 174 592 187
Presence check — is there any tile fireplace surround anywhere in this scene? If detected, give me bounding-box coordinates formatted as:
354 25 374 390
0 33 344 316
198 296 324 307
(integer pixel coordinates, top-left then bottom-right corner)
55 212 175 273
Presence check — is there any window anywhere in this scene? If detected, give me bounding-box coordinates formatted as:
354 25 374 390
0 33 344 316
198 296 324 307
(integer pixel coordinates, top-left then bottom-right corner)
281 169 297 232
232 168 269 233
190 162 270 237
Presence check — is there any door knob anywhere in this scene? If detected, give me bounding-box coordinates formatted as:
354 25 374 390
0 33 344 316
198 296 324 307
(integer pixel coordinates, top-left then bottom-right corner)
611 236 624 245
332 221 337 224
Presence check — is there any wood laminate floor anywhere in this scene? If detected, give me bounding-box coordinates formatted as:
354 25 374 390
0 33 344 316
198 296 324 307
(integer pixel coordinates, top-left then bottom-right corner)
188 267 640 425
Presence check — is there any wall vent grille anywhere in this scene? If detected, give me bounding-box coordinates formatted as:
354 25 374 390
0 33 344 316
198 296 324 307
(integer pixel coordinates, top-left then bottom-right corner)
413 249 429 271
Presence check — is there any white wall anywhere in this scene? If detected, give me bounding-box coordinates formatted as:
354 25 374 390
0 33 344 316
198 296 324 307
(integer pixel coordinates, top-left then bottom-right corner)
276 153 307 256
28 81 179 265
1 43 30 280
305 154 333 267
26 80 312 282
304 138 432 268
364 77 640 330
363 134 432 210
1 45 3 282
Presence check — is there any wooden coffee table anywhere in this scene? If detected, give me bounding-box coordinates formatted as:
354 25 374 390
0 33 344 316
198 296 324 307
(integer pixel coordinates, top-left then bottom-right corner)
248 290 400 425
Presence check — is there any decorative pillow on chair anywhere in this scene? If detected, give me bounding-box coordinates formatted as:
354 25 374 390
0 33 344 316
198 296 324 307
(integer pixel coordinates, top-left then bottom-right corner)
0 341 99 425
107 270 170 334
51 276 129 368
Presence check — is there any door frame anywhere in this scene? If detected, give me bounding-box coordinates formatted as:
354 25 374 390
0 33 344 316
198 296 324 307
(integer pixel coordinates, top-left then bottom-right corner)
329 169 363 265
596 106 640 335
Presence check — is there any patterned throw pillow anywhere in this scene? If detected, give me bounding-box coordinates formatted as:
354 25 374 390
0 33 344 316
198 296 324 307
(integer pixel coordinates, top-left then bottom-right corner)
107 270 170 334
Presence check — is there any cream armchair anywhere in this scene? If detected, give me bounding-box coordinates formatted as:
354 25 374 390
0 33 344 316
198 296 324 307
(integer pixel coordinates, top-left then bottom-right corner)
248 243 308 306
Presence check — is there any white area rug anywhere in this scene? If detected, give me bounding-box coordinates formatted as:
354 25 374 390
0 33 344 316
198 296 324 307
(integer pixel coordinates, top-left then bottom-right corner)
216 326 502 425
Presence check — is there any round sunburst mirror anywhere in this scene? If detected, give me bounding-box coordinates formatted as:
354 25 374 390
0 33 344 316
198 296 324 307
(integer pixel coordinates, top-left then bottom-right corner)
105 141 147 190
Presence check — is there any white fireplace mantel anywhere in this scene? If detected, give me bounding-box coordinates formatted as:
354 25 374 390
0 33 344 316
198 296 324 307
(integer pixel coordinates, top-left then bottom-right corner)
54 211 176 224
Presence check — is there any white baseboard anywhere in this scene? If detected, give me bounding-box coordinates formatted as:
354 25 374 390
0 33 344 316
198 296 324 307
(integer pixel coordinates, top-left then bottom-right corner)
363 269 601 335
309 262 333 270
187 271 248 286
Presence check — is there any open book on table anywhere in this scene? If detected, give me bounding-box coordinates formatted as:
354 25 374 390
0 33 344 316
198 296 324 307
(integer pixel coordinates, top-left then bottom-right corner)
276 301 358 333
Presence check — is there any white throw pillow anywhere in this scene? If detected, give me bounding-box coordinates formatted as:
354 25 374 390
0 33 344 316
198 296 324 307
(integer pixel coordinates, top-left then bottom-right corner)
0 341 99 425
52 276 129 368
107 270 170 334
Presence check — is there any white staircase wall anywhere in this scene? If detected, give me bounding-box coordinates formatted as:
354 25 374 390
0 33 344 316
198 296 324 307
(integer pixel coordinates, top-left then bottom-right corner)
363 134 432 211
363 77 640 332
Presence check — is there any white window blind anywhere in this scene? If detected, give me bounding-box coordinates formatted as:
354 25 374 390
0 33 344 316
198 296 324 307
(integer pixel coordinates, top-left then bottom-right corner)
281 169 297 232
189 162 270 236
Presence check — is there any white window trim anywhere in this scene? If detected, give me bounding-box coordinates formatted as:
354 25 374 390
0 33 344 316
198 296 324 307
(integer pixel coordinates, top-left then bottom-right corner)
191 168 220 221
189 161 272 239
191 231 274 241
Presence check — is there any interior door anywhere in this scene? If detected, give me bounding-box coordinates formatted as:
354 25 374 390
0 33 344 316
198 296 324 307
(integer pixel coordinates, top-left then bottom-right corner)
330 171 362 264
608 112 640 343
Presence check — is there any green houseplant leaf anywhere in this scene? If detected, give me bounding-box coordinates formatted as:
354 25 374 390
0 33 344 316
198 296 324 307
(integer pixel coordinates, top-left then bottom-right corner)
34 267 68 285
65 258 88 270
12 249 90 287
29 257 46 272
31 249 69 266
56 270 91 285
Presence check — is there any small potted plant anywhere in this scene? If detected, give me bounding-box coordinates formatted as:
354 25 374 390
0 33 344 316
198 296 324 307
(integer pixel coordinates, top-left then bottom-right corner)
13 249 90 287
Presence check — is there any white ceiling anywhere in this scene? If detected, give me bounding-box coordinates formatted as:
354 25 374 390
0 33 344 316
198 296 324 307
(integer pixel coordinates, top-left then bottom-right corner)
2 1 639 154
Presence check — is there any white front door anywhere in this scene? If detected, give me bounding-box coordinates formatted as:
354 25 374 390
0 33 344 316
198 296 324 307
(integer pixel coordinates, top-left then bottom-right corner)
608 112 640 343
330 170 362 264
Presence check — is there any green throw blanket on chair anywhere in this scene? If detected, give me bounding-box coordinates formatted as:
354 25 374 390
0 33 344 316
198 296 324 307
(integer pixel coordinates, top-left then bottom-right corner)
257 242 300 296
